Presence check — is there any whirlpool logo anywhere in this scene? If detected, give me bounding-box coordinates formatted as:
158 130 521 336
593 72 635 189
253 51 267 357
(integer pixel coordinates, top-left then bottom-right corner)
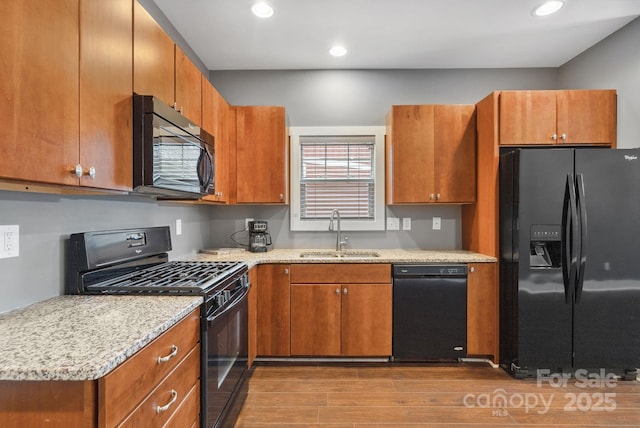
623 155 637 161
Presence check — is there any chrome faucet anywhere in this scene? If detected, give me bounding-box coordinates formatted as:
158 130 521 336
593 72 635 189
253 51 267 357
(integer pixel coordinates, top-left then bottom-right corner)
329 208 347 251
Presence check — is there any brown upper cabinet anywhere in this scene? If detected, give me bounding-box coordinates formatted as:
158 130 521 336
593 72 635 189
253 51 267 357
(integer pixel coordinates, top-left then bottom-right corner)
235 106 289 204
174 46 202 125
386 104 476 204
201 77 230 203
133 1 202 126
1 0 132 191
499 90 617 146
79 0 133 191
133 1 174 108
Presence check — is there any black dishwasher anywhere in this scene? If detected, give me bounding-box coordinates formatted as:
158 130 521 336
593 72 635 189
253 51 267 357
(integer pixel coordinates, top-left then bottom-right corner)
393 264 467 361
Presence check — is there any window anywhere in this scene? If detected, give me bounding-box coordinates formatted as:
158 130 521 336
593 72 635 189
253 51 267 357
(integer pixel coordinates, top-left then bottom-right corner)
290 126 386 231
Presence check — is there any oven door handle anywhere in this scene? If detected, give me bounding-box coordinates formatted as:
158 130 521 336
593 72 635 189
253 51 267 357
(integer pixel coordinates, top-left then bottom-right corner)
207 283 250 323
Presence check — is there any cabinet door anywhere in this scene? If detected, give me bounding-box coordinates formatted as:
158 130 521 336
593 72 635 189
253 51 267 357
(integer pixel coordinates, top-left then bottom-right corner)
499 91 557 146
385 105 435 203
174 46 202 125
236 106 288 203
434 105 476 203
201 78 229 202
556 90 616 146
133 1 174 107
256 264 290 356
79 0 132 191
291 284 342 356
466 262 498 360
341 283 392 357
0 0 79 186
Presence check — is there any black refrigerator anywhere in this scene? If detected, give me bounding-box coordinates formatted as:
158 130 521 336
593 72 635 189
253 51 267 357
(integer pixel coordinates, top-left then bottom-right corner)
499 148 640 379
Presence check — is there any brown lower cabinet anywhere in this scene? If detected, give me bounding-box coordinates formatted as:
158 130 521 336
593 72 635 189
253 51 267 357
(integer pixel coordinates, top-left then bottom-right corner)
0 309 200 428
289 264 392 357
256 264 291 356
467 262 499 361
291 282 392 357
256 262 496 361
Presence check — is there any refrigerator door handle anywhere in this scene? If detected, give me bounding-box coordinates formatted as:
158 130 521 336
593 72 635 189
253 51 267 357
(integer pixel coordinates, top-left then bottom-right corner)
561 173 578 304
575 174 588 303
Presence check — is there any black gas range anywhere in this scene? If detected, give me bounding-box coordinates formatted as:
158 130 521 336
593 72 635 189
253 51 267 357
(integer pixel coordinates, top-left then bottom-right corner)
65 226 249 428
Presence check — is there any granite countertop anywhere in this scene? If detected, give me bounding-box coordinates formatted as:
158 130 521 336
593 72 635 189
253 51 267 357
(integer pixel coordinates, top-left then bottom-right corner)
189 248 496 266
0 295 202 381
0 248 492 382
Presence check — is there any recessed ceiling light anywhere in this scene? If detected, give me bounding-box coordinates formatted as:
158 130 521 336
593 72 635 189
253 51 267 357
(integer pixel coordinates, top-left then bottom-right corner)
251 2 274 18
532 0 565 17
329 46 347 57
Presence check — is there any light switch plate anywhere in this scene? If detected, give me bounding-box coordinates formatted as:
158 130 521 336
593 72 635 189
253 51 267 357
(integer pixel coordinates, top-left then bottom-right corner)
387 217 400 230
433 217 442 231
402 217 411 230
176 219 182 236
0 225 19 259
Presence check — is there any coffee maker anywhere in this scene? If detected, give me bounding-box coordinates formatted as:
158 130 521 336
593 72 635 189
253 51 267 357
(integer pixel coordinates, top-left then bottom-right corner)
248 220 272 252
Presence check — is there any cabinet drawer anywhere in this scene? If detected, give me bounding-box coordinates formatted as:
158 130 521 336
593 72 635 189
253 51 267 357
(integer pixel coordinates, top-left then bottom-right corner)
99 309 200 427
164 381 200 428
118 345 200 427
290 264 391 284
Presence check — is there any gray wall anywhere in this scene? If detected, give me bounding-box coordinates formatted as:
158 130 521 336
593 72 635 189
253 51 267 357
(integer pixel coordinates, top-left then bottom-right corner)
208 69 559 251
558 17 640 149
0 191 211 313
210 68 557 126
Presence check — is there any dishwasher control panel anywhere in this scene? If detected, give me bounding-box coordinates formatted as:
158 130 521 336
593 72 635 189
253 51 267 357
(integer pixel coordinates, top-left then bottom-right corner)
393 264 467 277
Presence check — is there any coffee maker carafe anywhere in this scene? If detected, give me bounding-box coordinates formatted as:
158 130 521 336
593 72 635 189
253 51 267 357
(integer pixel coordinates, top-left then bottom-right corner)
248 220 272 253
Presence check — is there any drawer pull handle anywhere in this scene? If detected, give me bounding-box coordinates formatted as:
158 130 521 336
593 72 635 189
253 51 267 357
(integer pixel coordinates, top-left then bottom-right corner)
157 345 178 364
156 389 178 414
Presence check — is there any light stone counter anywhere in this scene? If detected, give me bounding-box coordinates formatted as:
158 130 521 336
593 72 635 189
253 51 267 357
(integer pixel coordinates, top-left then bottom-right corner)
188 248 496 266
0 295 202 381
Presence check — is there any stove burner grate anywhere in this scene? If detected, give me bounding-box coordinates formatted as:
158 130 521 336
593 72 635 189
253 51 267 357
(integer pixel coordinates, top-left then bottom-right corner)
86 261 245 294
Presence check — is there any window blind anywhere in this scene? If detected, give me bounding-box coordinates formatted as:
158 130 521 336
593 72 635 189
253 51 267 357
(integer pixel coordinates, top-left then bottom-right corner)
300 136 375 220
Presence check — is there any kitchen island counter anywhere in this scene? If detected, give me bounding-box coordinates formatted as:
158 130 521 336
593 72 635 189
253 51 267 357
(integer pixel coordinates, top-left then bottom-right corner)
0 295 202 381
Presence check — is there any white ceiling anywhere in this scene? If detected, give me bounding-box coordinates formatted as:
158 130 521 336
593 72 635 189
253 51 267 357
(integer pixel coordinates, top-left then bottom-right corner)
153 0 640 71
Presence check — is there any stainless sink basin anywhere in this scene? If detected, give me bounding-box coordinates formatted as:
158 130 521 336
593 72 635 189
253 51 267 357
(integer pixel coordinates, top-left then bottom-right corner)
299 251 381 259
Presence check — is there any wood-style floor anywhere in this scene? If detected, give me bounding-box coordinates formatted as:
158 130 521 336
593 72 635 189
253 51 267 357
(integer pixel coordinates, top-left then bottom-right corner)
235 363 640 427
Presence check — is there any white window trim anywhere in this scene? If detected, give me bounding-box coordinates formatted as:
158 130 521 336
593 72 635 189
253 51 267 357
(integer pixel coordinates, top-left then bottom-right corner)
290 126 386 231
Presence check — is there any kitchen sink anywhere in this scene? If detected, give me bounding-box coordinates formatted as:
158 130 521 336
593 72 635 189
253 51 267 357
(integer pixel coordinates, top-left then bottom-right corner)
298 250 381 259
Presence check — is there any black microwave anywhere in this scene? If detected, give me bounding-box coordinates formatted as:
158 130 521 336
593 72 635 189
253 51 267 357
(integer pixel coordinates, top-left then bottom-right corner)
132 95 214 198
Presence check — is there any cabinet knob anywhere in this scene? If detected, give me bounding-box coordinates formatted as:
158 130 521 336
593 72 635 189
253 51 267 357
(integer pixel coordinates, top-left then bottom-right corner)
86 166 96 179
561 133 567 141
436 193 441 201
343 288 348 295
279 193 284 201
429 193 434 200
470 266 475 273
71 164 83 178
336 288 340 295
552 133 557 141
284 268 289 275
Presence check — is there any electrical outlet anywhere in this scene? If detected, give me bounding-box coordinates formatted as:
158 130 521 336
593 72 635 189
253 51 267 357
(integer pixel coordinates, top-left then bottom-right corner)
0 225 19 259
245 218 254 230
402 217 411 230
176 219 182 236
433 217 442 231
386 217 400 230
